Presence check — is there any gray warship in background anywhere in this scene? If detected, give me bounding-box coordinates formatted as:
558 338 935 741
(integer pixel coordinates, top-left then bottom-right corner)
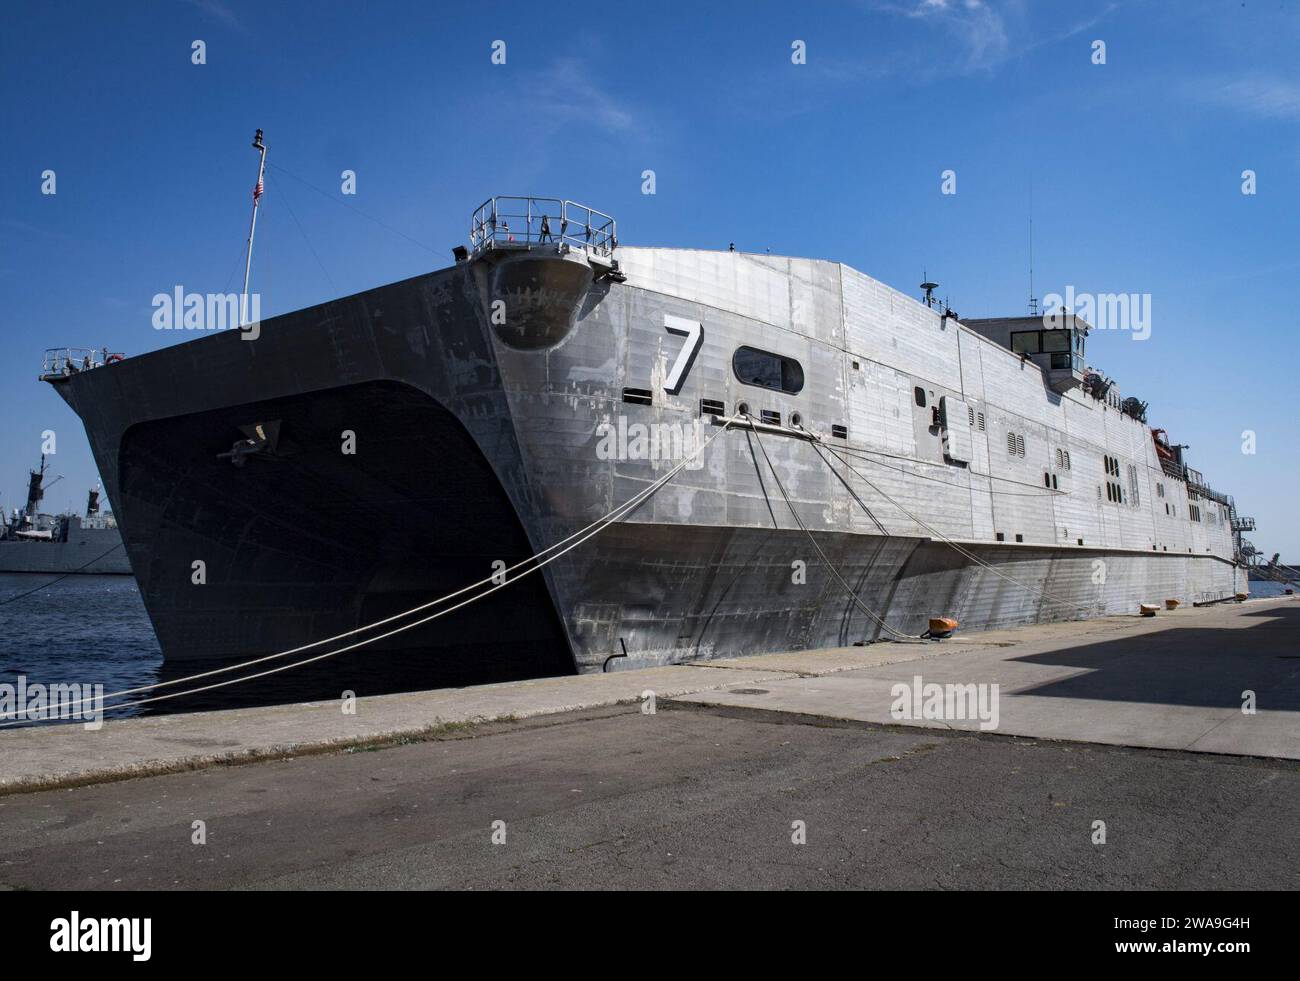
42 196 1252 667
0 453 130 575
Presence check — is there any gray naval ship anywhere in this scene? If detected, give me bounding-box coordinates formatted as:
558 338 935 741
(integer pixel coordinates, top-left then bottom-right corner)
0 453 130 575
42 196 1251 667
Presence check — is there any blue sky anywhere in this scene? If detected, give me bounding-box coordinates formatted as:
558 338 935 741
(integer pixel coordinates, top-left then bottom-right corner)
1 0 1297 556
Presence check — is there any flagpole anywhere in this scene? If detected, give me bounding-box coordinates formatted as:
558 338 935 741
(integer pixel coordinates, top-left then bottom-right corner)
241 128 267 327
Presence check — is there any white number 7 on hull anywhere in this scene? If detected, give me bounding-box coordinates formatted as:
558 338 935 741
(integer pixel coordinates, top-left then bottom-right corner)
663 314 703 395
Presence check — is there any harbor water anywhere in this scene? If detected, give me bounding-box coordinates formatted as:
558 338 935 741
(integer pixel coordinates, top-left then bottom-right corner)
0 572 570 723
1 572 1292 725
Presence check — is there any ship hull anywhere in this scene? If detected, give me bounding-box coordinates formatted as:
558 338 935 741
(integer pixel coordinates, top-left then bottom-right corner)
48 247 1245 668
0 531 130 575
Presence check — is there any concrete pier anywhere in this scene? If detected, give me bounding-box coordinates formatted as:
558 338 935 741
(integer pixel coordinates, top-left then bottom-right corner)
1 597 1297 890
1 597 1295 795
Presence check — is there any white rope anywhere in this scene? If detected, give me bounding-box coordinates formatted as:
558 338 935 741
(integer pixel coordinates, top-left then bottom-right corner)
831 441 1063 499
819 442 1090 617
744 419 916 642
2 423 732 724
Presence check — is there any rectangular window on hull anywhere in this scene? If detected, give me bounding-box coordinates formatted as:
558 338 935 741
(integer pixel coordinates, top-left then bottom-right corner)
699 398 725 417
622 387 653 406
733 347 804 394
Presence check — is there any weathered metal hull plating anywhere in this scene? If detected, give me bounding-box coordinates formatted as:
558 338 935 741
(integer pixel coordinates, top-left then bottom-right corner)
49 244 1245 668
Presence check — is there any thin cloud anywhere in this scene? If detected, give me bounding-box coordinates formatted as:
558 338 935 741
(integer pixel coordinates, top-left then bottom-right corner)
526 59 637 134
830 0 1121 83
875 0 1012 73
184 0 245 33
1195 75 1300 121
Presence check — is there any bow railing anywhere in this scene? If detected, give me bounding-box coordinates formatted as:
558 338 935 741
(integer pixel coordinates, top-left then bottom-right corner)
470 196 616 258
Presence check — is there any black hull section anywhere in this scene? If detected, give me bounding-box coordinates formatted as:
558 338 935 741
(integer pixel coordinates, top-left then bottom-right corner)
49 265 580 670
116 380 570 669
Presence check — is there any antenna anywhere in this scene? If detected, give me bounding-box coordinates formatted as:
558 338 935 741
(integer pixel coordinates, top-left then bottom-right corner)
920 271 939 310
1027 178 1038 317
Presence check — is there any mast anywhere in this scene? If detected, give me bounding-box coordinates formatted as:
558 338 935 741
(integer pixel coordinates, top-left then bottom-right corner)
241 128 267 327
25 455 46 516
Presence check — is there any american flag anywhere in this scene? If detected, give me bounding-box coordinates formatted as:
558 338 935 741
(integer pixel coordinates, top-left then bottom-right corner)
253 174 264 203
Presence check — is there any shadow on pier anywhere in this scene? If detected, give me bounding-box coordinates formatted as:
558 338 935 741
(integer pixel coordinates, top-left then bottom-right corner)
1009 604 1300 711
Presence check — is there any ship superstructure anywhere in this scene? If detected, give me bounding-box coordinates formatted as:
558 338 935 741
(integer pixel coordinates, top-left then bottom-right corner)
0 446 130 575
43 197 1247 667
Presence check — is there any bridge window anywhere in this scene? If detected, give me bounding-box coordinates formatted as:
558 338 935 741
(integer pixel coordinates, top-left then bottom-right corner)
1042 330 1070 353
733 347 804 395
1011 331 1040 354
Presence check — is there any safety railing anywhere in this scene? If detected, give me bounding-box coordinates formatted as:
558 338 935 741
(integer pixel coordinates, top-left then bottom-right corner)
1187 475 1231 508
40 347 120 379
470 196 617 258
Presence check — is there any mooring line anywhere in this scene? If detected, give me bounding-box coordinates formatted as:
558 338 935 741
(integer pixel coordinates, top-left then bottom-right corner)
0 543 126 607
818 442 1089 618
830 441 1062 499
807 439 887 535
0 424 733 724
743 415 916 643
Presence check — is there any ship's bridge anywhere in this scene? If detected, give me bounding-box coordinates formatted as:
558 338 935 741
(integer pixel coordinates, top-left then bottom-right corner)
963 314 1089 394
